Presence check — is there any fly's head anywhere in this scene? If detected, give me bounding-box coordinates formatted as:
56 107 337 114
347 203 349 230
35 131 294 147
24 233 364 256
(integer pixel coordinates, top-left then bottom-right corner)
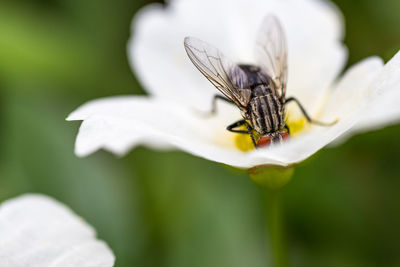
257 131 289 148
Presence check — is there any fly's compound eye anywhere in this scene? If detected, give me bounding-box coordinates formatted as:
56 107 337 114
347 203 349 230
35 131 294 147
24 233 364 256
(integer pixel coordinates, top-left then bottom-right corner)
257 132 290 148
257 136 271 148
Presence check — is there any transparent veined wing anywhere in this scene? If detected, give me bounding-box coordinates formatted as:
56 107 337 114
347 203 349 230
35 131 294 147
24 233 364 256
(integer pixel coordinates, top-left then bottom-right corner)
255 15 288 101
184 37 251 108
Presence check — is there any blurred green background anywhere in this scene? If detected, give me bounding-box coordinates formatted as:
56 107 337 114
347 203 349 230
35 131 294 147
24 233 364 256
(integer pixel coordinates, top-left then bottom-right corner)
1 0 400 266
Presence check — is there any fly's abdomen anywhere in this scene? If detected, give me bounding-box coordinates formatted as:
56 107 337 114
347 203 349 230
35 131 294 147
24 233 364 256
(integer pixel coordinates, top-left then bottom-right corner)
249 93 285 135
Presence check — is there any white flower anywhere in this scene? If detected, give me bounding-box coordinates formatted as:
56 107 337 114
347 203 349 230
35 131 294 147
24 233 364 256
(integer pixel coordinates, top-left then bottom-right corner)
0 194 115 267
67 0 400 168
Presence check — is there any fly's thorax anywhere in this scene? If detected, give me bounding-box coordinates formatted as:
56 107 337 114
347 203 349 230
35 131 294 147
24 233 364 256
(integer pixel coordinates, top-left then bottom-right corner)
247 87 285 135
237 64 271 88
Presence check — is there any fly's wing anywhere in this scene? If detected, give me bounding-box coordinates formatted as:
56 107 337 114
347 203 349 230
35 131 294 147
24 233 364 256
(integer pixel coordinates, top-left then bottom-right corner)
255 15 288 101
184 37 251 108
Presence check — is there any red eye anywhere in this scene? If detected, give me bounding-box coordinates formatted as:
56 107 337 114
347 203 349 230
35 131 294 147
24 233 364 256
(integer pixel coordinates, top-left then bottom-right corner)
280 132 290 140
257 136 271 147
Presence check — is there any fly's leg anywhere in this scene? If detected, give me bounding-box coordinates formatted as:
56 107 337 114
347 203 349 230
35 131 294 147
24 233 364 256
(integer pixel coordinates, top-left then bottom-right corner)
209 95 234 115
227 119 248 133
246 124 257 148
285 97 337 126
227 120 257 148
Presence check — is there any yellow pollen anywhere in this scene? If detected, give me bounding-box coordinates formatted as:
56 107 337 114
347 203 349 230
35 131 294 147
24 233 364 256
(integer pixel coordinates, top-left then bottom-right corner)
286 117 307 136
234 126 257 152
233 117 308 152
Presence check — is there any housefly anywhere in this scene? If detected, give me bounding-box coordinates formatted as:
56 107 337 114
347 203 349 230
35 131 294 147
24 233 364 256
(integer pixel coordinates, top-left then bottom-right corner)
184 15 333 148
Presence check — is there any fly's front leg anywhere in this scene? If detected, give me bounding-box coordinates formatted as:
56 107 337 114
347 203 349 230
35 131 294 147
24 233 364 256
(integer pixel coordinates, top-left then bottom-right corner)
227 119 248 133
246 124 257 149
285 97 337 126
208 94 234 116
227 120 257 148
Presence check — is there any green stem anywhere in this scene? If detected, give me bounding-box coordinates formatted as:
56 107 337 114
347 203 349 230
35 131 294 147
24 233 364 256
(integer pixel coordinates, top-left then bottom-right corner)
265 188 289 267
248 165 293 267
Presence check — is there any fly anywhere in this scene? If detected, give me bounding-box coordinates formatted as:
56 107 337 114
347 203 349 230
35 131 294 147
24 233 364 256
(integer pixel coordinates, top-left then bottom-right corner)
184 15 334 148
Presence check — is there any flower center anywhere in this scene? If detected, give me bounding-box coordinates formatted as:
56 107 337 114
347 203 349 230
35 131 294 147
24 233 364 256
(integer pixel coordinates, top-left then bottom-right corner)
234 117 308 152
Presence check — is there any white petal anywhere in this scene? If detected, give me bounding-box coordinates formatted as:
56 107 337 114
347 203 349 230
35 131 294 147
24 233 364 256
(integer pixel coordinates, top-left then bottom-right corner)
68 96 237 157
351 50 400 133
0 194 115 267
315 56 384 145
130 0 346 112
321 56 384 120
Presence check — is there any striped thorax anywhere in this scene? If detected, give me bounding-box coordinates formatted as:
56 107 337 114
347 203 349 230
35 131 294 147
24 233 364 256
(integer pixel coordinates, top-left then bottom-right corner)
248 87 285 135
239 65 286 136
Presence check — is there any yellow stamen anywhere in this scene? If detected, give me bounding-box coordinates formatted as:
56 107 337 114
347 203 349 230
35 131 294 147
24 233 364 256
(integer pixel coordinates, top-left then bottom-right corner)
234 127 256 152
286 117 307 136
